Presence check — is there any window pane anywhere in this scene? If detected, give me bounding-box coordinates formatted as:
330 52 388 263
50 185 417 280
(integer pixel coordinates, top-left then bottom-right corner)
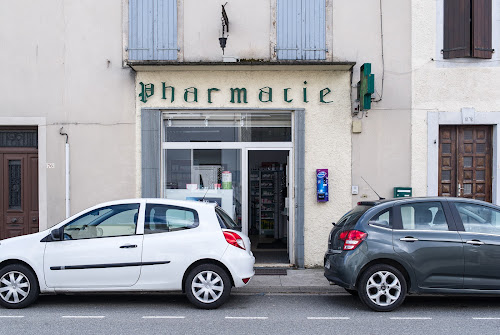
400 202 449 231
8 160 22 210
165 149 241 225
164 112 292 142
145 204 199 234
454 203 500 234
63 204 139 240
368 209 392 228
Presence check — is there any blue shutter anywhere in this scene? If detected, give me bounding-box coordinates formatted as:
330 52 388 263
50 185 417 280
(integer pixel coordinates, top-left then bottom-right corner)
154 0 177 60
277 0 326 60
129 0 154 60
129 0 177 61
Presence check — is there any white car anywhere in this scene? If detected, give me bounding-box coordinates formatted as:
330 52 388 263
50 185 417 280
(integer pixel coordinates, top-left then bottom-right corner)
0 199 255 309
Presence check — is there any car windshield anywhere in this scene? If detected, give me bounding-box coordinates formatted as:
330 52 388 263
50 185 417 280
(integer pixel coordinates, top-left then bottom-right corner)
216 207 241 231
335 205 371 228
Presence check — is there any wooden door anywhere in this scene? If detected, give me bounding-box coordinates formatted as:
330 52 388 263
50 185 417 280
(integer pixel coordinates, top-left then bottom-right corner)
439 125 492 202
0 153 39 239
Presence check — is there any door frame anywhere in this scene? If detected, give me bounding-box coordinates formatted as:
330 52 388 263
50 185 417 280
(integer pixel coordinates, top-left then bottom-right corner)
0 118 47 230
243 147 294 264
428 110 500 205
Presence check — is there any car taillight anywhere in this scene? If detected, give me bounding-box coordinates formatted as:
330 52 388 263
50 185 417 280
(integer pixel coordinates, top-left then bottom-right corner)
223 231 246 250
339 230 367 251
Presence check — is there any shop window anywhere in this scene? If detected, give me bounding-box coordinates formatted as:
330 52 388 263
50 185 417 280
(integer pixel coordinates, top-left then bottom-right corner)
128 0 177 61
163 112 292 142
443 0 493 59
276 0 326 60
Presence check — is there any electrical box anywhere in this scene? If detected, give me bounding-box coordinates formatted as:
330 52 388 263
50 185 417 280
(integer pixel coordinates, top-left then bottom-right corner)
316 169 329 202
394 187 412 198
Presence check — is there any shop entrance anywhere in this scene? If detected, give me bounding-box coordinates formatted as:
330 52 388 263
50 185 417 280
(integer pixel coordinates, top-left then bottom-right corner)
247 149 291 265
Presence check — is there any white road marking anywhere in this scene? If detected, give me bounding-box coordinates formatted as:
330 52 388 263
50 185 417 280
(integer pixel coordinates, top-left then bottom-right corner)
473 317 500 320
390 317 432 320
0 316 24 318
142 316 186 319
225 316 268 320
307 317 350 320
61 316 105 319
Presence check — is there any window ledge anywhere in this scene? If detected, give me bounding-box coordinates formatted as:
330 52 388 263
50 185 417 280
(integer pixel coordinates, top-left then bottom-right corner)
127 60 355 72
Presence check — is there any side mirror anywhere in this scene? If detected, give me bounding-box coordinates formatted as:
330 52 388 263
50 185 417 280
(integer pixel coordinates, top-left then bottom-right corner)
50 228 62 241
332 222 336 226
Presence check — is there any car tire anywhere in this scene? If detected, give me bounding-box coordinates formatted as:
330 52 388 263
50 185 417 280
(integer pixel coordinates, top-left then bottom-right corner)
344 288 358 296
358 264 406 312
185 264 231 309
0 264 39 309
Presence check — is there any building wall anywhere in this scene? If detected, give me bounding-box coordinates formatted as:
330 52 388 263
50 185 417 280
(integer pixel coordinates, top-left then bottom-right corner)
0 0 136 228
135 69 353 266
332 0 413 203
411 0 500 203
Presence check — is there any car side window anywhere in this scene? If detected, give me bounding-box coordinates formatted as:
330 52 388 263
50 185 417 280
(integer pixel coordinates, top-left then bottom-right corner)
63 204 140 240
144 204 199 234
368 208 392 228
453 203 500 235
399 202 449 231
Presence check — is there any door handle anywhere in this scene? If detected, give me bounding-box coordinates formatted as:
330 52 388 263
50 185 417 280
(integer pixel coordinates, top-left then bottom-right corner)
400 237 419 242
120 244 138 249
466 240 484 246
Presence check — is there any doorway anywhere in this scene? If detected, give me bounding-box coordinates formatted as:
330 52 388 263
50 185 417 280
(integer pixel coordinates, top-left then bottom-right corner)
248 150 290 265
0 127 39 239
438 125 493 202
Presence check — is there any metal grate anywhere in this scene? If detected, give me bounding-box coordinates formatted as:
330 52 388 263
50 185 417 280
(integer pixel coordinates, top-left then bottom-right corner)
0 130 37 148
254 268 288 276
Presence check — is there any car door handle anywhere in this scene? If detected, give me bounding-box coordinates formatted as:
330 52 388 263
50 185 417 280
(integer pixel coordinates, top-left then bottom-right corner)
466 240 484 246
400 237 419 242
120 244 138 249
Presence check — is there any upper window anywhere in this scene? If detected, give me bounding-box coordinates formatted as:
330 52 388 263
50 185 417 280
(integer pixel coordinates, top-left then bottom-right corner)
128 0 178 61
276 0 326 60
163 112 292 142
63 204 140 240
454 202 500 234
144 204 199 234
399 202 450 231
443 0 492 59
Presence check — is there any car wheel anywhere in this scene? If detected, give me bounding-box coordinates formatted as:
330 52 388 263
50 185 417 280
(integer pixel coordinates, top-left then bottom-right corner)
0 264 39 309
358 264 406 312
185 264 231 309
344 288 358 296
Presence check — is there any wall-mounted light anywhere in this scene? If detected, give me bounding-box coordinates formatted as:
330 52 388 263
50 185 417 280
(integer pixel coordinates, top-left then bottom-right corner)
219 3 229 54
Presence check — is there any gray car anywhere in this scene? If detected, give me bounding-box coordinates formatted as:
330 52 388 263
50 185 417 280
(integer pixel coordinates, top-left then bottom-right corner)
324 197 500 311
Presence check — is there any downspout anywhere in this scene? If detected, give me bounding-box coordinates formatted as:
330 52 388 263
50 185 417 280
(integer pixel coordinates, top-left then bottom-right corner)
59 127 70 218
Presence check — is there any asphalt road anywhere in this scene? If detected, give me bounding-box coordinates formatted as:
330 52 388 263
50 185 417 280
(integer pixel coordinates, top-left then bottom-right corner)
1 292 500 335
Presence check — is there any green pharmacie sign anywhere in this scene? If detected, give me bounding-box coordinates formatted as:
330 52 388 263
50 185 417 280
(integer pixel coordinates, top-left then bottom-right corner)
138 81 333 104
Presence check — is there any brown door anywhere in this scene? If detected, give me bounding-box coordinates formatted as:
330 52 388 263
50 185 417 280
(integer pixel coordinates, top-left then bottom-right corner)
0 152 39 239
439 125 493 202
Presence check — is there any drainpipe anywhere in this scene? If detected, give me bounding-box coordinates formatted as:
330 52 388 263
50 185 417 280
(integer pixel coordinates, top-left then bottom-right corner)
59 127 70 218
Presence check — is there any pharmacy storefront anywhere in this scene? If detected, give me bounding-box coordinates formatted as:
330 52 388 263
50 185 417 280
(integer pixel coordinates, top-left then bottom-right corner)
132 63 354 267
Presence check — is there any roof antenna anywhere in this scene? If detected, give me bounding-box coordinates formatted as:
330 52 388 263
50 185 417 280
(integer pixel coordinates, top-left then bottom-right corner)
361 176 385 200
201 185 210 202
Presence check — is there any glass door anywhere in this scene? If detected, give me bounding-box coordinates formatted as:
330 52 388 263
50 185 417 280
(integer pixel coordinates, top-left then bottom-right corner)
245 148 293 264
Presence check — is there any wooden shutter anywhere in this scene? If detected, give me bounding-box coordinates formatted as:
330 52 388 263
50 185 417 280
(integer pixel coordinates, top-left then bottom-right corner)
443 0 471 59
129 0 177 61
472 0 493 59
277 0 326 60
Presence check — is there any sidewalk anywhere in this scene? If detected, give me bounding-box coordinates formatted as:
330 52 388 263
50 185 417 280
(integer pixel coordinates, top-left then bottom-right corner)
233 268 345 294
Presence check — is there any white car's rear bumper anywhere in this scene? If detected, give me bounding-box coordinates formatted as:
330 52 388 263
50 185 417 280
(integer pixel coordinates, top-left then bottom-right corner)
221 246 255 288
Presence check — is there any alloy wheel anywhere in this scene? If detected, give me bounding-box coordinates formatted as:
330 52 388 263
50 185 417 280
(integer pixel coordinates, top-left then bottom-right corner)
0 271 31 304
365 270 401 307
191 270 224 304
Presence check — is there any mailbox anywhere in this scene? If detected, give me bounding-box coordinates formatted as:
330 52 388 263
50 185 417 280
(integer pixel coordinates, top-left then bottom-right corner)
394 187 412 198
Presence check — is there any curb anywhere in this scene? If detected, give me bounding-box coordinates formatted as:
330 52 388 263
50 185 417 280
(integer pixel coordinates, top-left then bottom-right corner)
233 285 345 294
